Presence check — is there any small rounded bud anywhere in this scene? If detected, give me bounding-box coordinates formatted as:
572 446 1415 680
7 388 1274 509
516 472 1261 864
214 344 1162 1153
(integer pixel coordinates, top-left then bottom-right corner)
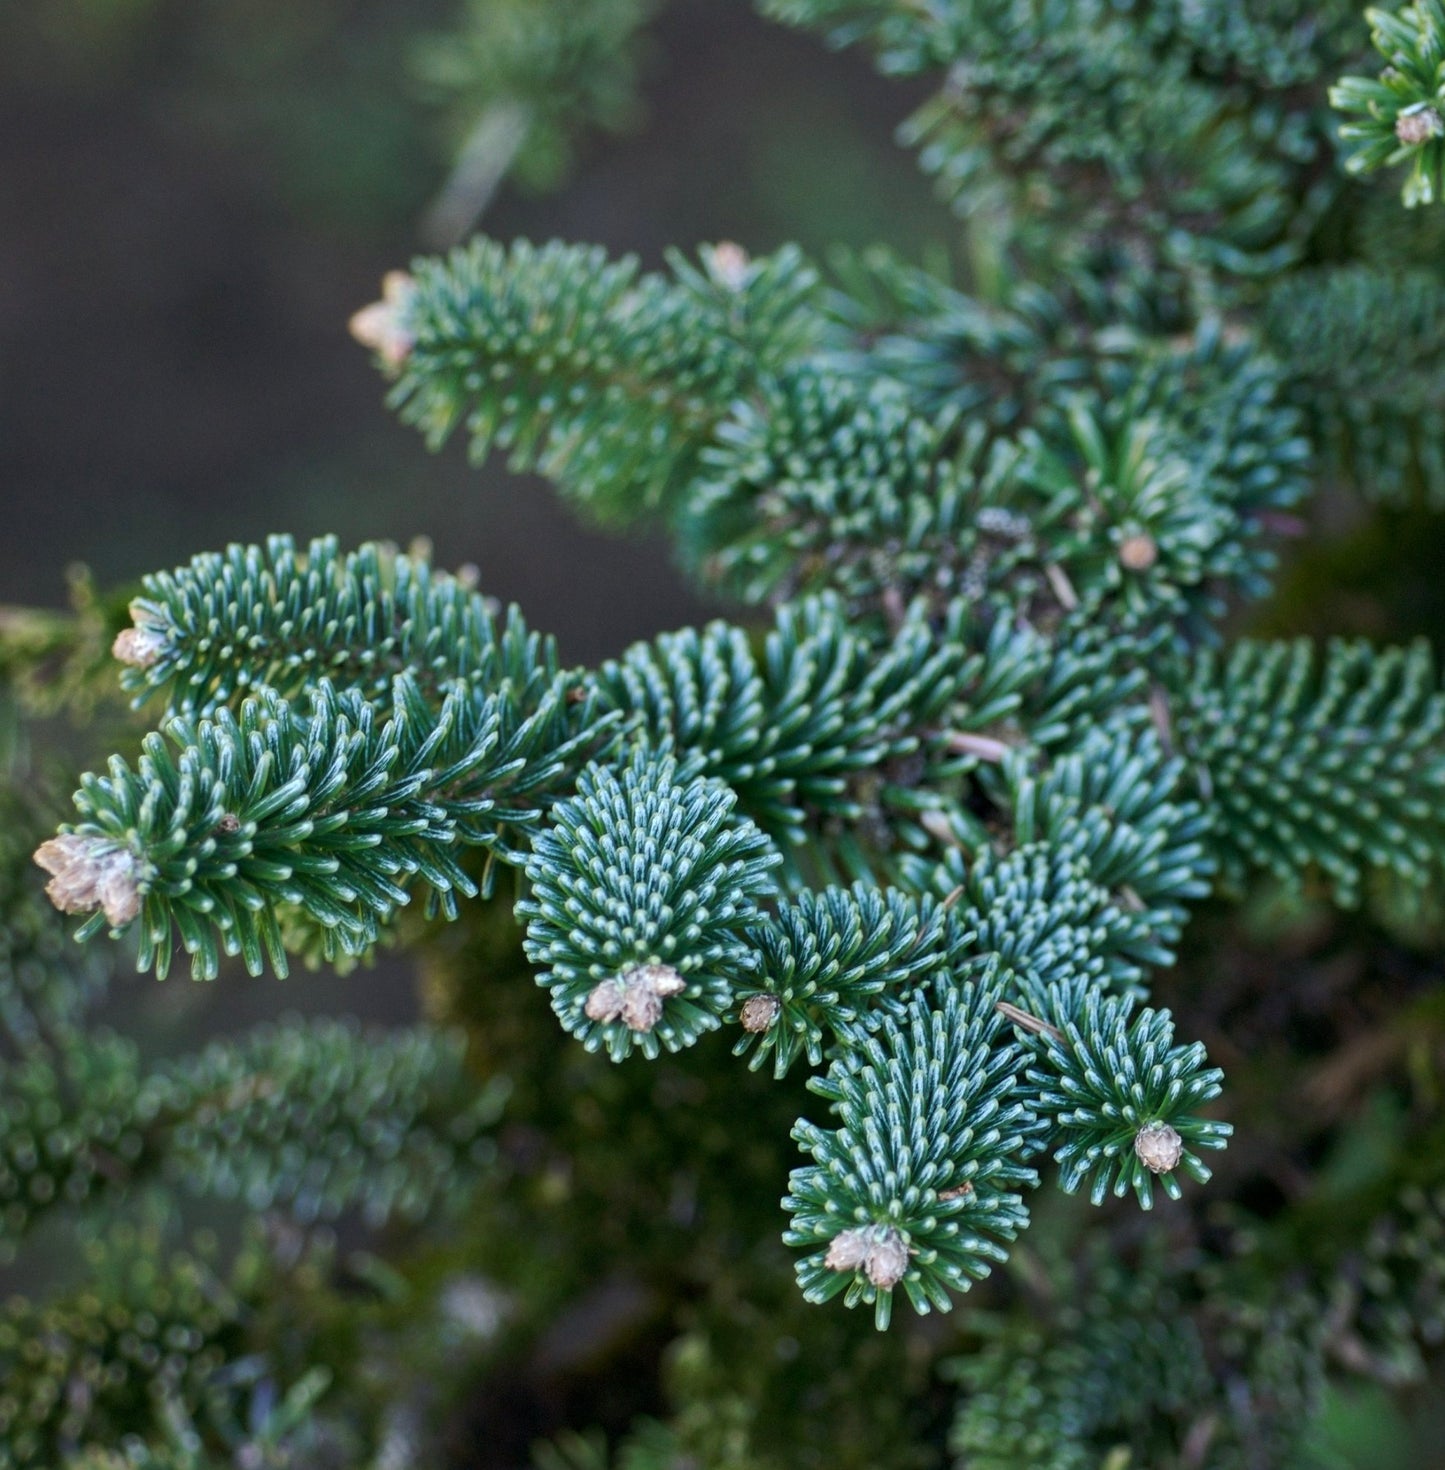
1396 107 1444 147
824 1227 872 1273
1134 1120 1184 1174
112 618 168 669
740 993 781 1033
215 813 242 835
709 241 751 289
1118 533 1159 571
349 271 418 367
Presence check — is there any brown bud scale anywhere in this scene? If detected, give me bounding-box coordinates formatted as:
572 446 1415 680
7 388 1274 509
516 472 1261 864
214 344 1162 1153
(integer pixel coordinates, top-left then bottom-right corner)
824 1224 911 1288
584 979 627 1024
584 964 686 1034
740 993 781 1033
1396 107 1444 146
33 834 143 928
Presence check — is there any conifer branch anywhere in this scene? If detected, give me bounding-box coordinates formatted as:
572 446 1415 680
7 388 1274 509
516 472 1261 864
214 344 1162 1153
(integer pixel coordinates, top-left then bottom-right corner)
1176 637 1445 904
0 1231 241 1467
732 885 951 1077
519 748 781 1060
19 1 1445 1457
367 237 822 525
1260 266 1445 504
413 0 661 234
0 1020 502 1246
113 534 559 714
44 672 604 978
1026 992 1232 1208
946 1241 1324 1468
1333 0 1445 206
785 980 1041 1329
764 0 1328 278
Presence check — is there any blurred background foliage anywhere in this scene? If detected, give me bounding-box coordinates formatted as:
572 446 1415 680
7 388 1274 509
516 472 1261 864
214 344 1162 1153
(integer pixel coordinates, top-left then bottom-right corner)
2 0 1444 1465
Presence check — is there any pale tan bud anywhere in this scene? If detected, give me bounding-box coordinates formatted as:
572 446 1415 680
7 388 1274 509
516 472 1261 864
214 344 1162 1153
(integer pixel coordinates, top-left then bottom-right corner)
625 962 686 998
618 984 665 1033
824 1227 872 1273
1134 1120 1184 1174
112 617 168 669
824 1224 911 1287
587 963 686 1033
709 241 751 289
864 1227 910 1288
1118 533 1159 571
1396 107 1444 146
740 993 781 1033
349 270 418 367
33 834 144 927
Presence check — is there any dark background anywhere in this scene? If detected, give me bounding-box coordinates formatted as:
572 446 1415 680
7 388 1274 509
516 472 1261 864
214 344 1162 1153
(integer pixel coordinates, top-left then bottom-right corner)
0 0 942 666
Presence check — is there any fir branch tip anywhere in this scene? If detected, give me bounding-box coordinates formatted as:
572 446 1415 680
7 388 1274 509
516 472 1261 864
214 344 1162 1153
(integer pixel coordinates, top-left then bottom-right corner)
708 241 751 289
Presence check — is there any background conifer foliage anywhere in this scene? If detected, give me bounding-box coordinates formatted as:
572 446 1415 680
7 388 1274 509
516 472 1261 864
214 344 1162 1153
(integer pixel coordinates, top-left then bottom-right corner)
3 0 1445 1465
